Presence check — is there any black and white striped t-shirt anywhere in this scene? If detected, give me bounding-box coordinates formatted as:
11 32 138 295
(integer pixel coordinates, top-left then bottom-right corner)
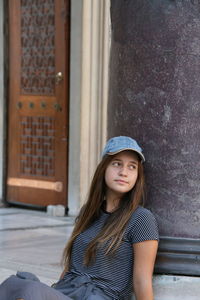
69 206 159 299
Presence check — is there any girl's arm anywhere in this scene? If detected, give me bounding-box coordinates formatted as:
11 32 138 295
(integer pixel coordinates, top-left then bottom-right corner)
133 240 158 300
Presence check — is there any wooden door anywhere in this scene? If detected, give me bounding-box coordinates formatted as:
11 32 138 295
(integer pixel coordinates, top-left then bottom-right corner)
7 0 69 207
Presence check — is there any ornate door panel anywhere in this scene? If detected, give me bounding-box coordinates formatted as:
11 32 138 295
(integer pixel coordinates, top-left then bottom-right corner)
7 0 69 207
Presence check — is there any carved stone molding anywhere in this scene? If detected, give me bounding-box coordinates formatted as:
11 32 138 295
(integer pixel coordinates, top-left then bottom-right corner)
79 0 111 204
68 0 111 213
155 237 200 276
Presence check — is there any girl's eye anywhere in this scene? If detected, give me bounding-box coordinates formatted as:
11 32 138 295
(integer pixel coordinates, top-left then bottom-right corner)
112 161 121 167
129 165 136 170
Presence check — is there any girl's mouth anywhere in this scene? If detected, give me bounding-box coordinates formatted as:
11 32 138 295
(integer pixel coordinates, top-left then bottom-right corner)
115 179 128 184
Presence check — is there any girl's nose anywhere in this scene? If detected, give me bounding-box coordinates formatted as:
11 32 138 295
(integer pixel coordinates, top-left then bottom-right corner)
119 166 128 176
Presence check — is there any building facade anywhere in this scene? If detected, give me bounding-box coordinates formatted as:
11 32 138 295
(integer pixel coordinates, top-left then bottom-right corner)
0 0 199 291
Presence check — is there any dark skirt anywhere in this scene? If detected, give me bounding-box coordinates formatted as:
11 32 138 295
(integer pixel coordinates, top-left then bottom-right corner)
54 272 111 300
0 272 111 300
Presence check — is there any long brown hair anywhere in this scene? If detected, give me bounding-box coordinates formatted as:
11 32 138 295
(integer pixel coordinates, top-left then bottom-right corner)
62 153 145 268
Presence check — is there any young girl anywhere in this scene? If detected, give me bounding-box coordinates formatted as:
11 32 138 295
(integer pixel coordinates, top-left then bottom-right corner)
0 136 159 300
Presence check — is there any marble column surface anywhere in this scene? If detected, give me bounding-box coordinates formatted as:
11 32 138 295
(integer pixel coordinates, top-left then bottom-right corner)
109 0 200 238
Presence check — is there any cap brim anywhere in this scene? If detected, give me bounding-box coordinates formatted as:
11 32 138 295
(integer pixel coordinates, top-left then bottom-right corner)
107 148 145 162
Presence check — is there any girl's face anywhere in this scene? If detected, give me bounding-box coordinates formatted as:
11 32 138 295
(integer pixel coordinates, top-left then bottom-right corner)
104 151 139 198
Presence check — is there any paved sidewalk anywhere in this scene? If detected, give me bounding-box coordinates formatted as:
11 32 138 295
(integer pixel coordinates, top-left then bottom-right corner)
0 207 74 286
0 206 200 300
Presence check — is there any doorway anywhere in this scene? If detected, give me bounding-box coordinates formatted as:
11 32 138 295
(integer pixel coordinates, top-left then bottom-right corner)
7 0 70 208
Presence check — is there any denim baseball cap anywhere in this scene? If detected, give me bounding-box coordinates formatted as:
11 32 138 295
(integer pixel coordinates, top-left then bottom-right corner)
102 136 145 162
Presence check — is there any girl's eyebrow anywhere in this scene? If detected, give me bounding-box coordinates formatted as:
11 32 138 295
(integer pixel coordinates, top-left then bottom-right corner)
112 158 122 162
130 161 138 164
112 158 138 164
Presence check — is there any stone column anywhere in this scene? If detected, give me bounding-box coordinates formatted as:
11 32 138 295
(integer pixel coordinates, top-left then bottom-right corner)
109 0 200 274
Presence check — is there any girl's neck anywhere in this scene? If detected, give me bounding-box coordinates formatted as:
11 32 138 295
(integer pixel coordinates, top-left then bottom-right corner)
105 193 121 213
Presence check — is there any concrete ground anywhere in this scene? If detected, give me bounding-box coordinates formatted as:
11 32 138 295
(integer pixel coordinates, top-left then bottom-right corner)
0 207 74 286
0 206 199 300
